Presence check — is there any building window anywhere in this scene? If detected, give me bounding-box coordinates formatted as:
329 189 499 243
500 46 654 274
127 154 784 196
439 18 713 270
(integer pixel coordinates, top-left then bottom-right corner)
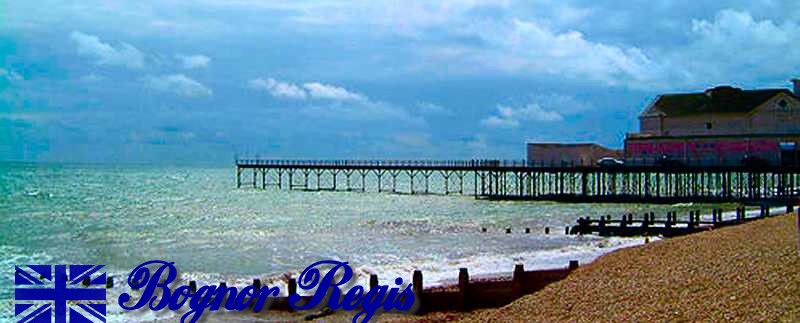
778 99 788 108
705 122 712 130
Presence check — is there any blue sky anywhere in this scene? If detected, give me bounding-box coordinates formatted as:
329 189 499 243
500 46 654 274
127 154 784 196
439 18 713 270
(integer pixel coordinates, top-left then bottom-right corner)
1 1 799 163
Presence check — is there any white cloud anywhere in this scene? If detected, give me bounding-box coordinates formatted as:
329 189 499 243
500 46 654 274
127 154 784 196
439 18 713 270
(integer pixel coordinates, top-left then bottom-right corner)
0 68 23 81
691 10 796 48
144 74 213 97
415 102 449 114
248 78 307 99
176 54 211 69
302 82 366 101
248 78 366 102
678 10 800 83
530 94 592 114
247 77 425 124
393 133 431 147
481 103 563 128
437 19 661 87
69 31 145 69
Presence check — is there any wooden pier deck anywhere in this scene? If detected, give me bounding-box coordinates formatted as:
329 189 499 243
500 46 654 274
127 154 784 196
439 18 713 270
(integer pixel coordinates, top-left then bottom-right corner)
236 159 800 204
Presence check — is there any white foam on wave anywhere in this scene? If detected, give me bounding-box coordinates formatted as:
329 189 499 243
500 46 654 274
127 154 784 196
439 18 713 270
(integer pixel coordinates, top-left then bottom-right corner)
3 236 650 322
106 235 649 308
352 235 649 287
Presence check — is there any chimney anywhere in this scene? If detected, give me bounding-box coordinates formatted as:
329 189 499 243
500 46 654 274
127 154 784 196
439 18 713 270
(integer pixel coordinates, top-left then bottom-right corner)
705 85 740 99
792 79 800 96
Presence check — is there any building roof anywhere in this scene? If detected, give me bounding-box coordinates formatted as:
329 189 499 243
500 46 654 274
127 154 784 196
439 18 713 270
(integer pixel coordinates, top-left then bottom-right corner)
642 86 796 117
527 143 602 147
527 142 621 152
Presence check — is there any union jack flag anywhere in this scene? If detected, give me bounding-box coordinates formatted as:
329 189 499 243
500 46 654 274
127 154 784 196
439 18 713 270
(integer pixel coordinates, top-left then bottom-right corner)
14 264 107 323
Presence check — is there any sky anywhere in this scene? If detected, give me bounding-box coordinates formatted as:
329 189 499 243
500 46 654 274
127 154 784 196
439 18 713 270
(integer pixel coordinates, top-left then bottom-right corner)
1 1 800 164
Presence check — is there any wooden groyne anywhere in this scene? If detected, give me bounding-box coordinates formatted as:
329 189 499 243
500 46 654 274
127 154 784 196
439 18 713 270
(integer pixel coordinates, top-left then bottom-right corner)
570 204 792 237
118 261 578 316
236 159 800 204
414 261 578 312
101 261 580 315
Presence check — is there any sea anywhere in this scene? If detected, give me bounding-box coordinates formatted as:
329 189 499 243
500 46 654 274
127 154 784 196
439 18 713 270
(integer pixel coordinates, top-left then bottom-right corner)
0 162 728 322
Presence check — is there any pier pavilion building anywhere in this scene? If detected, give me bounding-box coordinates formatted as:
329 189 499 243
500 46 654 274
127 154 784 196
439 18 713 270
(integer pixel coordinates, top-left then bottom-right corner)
625 79 800 166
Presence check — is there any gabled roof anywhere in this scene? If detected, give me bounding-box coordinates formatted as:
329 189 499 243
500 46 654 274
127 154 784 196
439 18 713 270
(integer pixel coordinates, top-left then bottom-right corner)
641 86 796 117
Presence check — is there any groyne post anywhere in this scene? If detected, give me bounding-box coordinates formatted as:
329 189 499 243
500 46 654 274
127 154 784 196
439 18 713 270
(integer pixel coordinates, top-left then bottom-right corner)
236 166 241 188
369 274 378 289
412 270 423 314
512 264 524 299
253 279 261 294
568 260 579 271
796 207 799 256
288 278 297 296
457 268 469 311
712 209 717 225
219 282 228 303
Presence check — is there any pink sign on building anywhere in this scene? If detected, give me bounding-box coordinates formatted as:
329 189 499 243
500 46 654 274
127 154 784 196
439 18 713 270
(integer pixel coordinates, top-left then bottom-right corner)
717 140 748 153
749 139 779 153
655 142 684 154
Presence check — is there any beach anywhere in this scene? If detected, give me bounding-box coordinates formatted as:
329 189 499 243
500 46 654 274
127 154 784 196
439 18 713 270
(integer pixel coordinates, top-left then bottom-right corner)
267 212 799 322
463 212 800 322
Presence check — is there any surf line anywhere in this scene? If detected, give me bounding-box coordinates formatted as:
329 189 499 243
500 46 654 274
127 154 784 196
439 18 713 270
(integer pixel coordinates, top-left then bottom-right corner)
118 259 415 323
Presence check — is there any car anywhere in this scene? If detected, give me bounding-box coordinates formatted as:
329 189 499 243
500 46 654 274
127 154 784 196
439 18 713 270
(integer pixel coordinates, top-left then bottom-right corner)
741 155 769 167
655 155 683 167
597 157 624 167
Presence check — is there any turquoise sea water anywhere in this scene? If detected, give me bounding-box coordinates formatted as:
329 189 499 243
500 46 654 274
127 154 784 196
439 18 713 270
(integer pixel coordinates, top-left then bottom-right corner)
0 162 724 321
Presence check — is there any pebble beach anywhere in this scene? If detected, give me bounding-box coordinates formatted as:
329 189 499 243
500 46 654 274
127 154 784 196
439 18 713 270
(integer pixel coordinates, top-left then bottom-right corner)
460 212 800 322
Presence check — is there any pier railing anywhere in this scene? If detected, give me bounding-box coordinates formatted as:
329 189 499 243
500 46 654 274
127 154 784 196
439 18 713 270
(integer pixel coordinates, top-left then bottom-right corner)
236 158 800 170
235 159 536 168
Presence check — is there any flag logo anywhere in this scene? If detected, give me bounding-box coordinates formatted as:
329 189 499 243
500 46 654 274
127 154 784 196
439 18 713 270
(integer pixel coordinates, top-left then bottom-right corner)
14 264 107 323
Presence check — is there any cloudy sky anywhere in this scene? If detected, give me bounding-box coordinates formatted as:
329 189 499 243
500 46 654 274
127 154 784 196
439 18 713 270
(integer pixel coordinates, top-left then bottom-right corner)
2 1 799 163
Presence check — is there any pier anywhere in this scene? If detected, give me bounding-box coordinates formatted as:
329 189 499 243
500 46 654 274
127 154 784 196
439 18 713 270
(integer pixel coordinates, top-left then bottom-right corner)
235 159 800 204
